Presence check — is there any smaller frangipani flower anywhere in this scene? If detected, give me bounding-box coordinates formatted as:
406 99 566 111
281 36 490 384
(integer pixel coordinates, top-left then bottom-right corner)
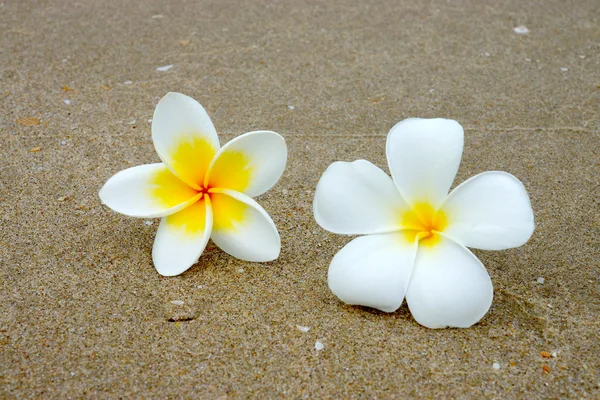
100 92 287 276
313 118 534 328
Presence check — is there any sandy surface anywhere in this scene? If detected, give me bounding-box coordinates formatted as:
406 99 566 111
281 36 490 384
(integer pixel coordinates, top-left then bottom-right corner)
1 0 599 398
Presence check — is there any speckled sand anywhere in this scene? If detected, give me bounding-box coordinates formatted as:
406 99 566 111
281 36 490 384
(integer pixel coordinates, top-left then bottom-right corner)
1 0 599 398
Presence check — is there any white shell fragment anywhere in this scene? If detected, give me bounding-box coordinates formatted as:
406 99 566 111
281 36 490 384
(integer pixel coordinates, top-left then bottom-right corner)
170 300 184 306
156 65 173 72
315 341 324 351
296 325 311 333
492 363 501 370
514 25 529 34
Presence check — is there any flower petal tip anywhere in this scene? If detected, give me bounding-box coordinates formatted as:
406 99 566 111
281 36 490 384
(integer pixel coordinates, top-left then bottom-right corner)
152 249 199 277
313 160 408 235
209 190 281 262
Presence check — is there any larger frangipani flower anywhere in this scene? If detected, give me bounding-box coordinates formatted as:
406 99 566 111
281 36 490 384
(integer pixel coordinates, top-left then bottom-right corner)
313 118 534 328
100 92 287 276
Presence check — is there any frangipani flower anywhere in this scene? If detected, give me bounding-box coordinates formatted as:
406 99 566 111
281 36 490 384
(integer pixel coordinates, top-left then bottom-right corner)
313 118 534 328
100 92 287 276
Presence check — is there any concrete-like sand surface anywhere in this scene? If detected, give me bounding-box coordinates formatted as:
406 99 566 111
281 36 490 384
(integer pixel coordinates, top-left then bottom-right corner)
1 0 598 397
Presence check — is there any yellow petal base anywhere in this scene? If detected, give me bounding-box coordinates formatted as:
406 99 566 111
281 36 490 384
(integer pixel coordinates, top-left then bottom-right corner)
401 203 448 246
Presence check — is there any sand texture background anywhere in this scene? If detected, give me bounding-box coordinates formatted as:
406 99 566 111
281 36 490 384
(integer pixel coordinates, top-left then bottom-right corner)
1 0 599 398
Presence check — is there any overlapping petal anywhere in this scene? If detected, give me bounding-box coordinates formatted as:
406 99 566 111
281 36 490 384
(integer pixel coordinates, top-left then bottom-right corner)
313 160 410 235
99 163 201 218
209 189 280 262
405 234 493 328
386 118 464 208
441 172 535 250
152 197 213 276
152 92 220 189
328 233 418 312
205 131 287 197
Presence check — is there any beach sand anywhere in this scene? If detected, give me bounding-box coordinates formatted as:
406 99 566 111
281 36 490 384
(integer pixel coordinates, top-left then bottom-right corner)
1 0 599 397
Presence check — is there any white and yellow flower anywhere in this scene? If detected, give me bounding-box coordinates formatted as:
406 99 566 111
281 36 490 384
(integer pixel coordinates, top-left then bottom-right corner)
313 118 534 328
100 92 287 276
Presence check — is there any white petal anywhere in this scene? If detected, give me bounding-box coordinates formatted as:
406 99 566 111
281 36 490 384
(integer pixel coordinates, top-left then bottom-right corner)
313 160 410 235
209 189 280 262
328 233 418 312
386 118 464 208
99 163 201 218
405 235 493 328
440 171 535 250
205 131 287 197
152 92 220 189
152 197 212 276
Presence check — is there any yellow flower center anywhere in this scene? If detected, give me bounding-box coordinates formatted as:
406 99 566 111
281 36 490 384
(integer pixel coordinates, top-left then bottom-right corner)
401 203 448 246
151 135 254 235
163 187 247 234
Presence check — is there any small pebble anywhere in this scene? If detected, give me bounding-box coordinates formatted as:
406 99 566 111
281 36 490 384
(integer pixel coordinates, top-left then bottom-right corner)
18 116 41 127
123 80 133 85
144 220 153 226
492 362 501 370
514 25 529 34
315 341 324 351
540 351 552 358
429 88 435 93
552 351 558 358
537 277 545 284
525 58 531 62
484 52 490 57
61 140 67 145
579 55 586 59
560 67 568 72
156 64 173 72
64 99 71 105
288 105 295 110
237 268 245 273
152 14 164 19
542 365 550 373
296 325 311 333
164 299 198 322
57 196 68 202
127 119 136 125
